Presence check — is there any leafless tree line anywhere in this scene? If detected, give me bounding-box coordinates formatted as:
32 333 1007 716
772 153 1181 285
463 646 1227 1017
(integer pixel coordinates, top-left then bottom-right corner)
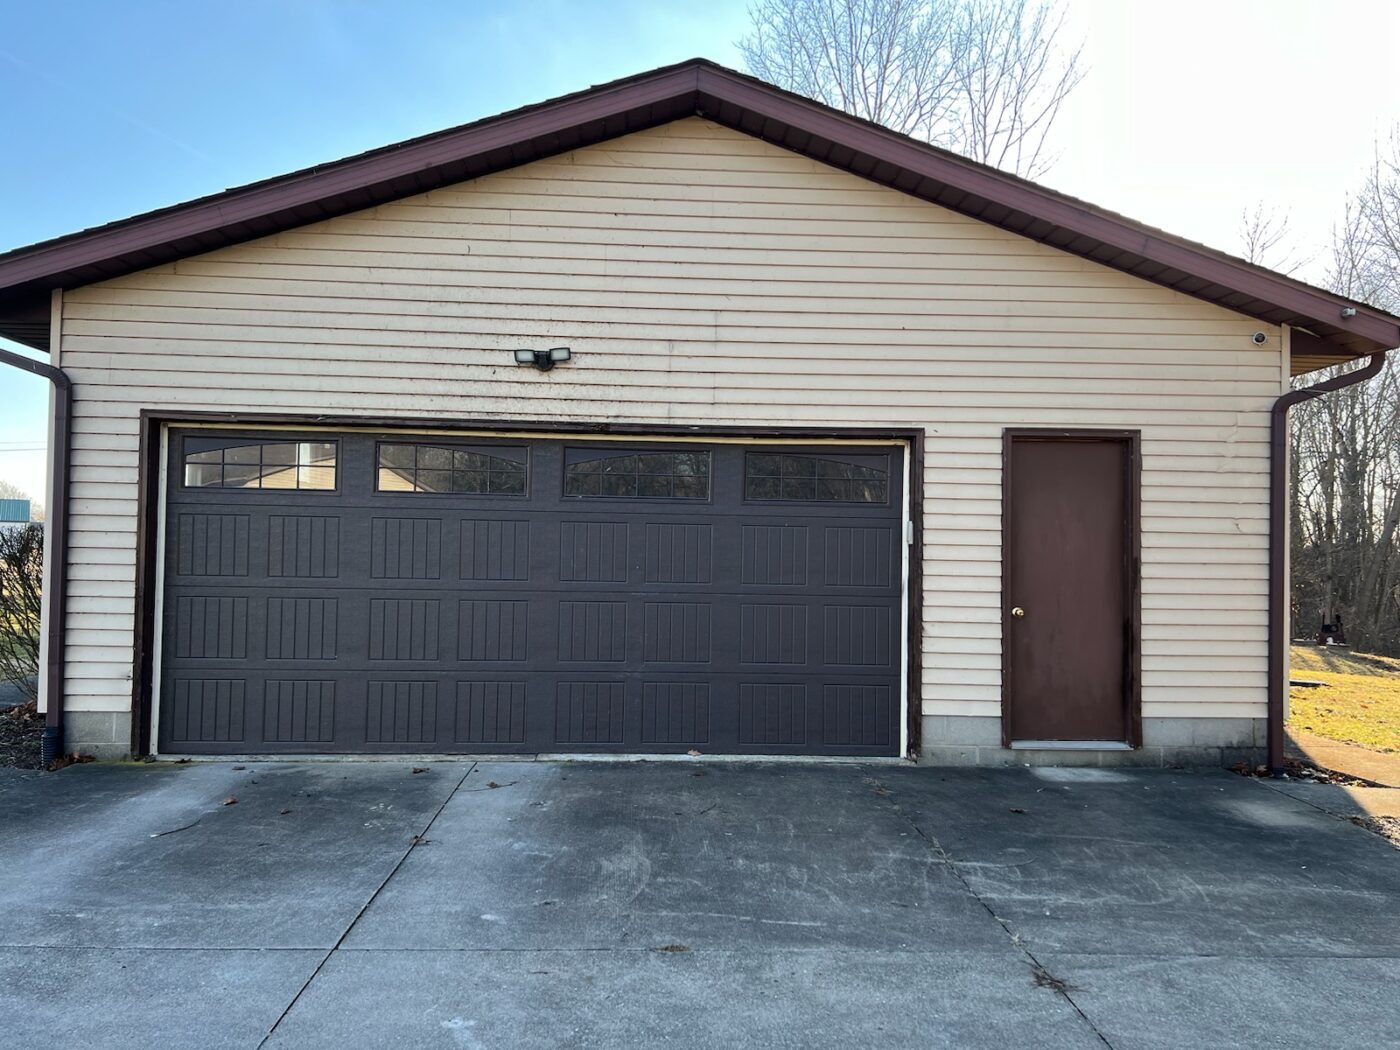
738 0 1083 178
1276 133 1400 653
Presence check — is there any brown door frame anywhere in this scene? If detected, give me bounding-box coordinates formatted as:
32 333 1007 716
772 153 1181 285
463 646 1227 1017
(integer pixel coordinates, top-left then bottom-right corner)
128 410 926 758
1000 428 1142 748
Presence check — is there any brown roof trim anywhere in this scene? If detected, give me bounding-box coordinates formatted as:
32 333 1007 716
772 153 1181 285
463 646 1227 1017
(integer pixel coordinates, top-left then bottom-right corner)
3 57 1397 366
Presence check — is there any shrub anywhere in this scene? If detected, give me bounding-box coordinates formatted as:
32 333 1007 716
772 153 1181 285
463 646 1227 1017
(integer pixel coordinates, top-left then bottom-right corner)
0 523 42 702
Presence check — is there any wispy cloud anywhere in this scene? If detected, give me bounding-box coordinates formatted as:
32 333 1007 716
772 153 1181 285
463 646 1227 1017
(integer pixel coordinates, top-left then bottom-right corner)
0 47 214 164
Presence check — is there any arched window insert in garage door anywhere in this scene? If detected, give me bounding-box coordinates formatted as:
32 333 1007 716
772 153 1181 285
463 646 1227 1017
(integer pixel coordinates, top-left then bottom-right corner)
181 436 338 491
375 443 528 495
743 451 889 504
563 448 711 499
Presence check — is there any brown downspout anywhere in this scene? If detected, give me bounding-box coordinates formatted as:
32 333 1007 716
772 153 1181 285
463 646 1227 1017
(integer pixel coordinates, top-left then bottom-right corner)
1269 349 1388 775
0 345 71 766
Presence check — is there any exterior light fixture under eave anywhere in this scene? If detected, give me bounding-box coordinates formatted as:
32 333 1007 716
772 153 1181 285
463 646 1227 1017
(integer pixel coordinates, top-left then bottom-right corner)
514 346 572 371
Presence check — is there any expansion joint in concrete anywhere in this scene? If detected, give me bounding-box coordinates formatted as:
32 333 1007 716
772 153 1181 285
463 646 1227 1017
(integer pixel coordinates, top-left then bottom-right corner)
862 769 1119 1050
254 761 478 1048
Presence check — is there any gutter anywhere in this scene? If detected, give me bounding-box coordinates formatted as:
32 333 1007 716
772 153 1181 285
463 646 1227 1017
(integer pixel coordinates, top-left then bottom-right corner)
0 346 71 766
1269 350 1389 775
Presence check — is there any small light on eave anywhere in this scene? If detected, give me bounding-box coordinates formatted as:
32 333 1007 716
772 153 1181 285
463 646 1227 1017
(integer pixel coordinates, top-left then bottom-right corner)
513 346 572 372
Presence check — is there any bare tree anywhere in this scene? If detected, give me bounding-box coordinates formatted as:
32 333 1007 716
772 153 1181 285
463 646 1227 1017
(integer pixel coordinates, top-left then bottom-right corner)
0 523 42 701
1288 129 1400 653
1239 203 1310 276
737 0 1083 178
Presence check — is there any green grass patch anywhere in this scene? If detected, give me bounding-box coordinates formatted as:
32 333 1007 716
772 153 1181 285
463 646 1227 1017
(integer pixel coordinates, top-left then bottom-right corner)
1290 644 1400 753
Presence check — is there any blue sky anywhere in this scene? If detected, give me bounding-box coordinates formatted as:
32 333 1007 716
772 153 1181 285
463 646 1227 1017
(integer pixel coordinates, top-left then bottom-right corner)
0 0 749 501
3 0 1398 502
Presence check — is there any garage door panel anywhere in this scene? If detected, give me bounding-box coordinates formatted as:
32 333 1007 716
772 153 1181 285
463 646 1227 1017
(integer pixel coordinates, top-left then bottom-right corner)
268 514 341 578
553 681 628 746
641 601 713 664
262 679 338 744
369 517 444 580
643 522 713 584
456 599 531 662
364 680 439 745
641 681 711 745
460 519 531 581
159 430 904 756
824 525 895 587
740 524 810 586
823 604 896 668
159 672 902 756
165 677 247 747
558 520 631 583
454 680 529 746
174 511 251 577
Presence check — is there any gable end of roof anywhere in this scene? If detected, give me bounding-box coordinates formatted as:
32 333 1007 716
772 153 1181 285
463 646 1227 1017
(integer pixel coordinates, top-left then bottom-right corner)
1 58 1396 372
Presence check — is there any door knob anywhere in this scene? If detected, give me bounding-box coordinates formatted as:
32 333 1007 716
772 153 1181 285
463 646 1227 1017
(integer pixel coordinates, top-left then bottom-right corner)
1011 607 1025 618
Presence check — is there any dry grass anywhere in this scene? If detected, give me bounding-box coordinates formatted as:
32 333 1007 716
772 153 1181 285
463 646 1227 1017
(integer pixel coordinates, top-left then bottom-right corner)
0 699 43 769
1289 645 1400 753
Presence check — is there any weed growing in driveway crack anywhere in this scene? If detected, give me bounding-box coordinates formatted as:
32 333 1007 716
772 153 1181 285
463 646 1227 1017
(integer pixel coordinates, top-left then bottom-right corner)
1030 963 1076 995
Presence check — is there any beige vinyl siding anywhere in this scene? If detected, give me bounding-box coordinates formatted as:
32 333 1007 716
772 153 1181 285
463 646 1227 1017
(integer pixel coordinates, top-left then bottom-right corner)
57 117 1281 722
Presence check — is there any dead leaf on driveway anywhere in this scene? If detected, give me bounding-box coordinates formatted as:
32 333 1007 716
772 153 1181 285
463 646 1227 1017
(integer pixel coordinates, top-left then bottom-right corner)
686 749 702 757
220 797 237 806
411 767 429 774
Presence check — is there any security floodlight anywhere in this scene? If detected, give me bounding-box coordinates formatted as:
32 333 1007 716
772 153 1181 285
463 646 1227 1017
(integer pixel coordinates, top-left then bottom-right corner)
513 346 572 372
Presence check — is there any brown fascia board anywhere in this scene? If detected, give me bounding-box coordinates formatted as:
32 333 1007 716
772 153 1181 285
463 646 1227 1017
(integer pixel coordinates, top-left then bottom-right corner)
2 57 1398 363
0 62 704 298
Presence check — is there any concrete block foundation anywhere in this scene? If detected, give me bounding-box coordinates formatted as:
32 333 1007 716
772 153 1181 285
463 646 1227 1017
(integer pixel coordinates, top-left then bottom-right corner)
920 715 1266 767
64 711 132 760
60 711 1266 767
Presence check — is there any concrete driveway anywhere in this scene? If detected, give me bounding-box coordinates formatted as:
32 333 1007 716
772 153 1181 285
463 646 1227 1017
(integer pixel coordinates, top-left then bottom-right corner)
0 675 34 708
1 761 1396 1049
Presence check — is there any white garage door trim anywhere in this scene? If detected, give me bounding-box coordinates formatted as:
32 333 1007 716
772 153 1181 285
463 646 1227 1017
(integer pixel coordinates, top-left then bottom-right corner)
149 420 913 758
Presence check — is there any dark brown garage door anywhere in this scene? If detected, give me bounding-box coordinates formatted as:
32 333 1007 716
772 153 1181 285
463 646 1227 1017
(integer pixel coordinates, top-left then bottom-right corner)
158 430 905 756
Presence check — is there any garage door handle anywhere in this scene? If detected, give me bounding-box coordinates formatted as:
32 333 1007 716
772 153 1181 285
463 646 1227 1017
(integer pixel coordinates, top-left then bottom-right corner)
1010 607 1025 618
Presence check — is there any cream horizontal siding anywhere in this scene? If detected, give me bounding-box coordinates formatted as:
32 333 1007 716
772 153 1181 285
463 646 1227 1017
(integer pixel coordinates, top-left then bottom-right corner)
58 117 1280 724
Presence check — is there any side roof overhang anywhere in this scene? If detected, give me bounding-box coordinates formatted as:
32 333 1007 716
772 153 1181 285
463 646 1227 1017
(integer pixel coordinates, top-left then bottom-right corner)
1 58 1396 374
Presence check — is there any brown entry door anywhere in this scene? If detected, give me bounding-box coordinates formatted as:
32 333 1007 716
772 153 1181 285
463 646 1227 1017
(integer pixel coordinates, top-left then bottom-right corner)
1004 432 1137 744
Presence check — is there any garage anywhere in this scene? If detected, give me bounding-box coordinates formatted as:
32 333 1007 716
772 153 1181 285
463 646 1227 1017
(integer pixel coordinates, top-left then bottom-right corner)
15 59 1375 767
156 429 907 756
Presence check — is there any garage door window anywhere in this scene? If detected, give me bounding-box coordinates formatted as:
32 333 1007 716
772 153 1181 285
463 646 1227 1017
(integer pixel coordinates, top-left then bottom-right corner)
377 443 527 495
564 449 710 499
183 438 338 490
745 452 888 503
